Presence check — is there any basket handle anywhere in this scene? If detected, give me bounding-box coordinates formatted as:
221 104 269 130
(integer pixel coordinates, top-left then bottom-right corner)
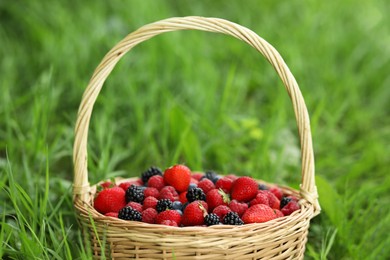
73 16 320 214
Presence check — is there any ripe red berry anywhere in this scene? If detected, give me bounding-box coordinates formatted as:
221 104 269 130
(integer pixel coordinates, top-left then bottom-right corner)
230 176 258 202
269 187 283 200
126 201 143 212
142 208 158 224
281 200 300 216
143 196 158 210
104 212 118 218
250 190 269 206
182 201 208 226
156 210 182 226
160 220 178 227
197 178 215 194
148 175 165 191
274 209 284 218
158 186 179 202
179 191 188 204
212 205 231 220
94 187 126 214
144 187 159 198
215 177 233 193
265 190 280 209
228 199 248 217
242 204 277 224
191 172 204 181
206 189 230 210
163 164 191 192
100 181 114 189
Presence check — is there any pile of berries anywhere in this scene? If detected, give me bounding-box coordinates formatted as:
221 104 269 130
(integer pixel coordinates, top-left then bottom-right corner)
93 165 300 227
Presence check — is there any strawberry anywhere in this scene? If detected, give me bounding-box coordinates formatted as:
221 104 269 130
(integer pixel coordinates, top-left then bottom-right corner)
163 164 191 192
269 187 283 200
226 174 238 181
126 201 143 212
212 205 231 220
230 176 258 202
100 181 114 189
206 189 230 210
104 212 118 218
94 187 126 214
281 200 300 216
144 187 159 198
182 201 208 226
143 196 158 210
158 186 179 202
242 204 277 224
160 220 178 227
250 190 269 206
156 210 182 226
147 175 165 191
142 208 158 224
215 177 233 193
228 199 248 217
265 190 280 209
197 178 215 194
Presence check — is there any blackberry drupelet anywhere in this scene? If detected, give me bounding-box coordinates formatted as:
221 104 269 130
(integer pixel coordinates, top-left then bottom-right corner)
223 212 244 225
125 185 145 203
186 187 206 202
205 213 220 226
280 197 292 209
142 166 163 184
118 206 142 221
156 199 173 213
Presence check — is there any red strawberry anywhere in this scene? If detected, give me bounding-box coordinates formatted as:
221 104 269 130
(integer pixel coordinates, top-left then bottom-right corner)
143 196 158 210
118 181 132 191
160 220 178 227
274 209 284 218
230 176 258 202
206 189 230 210
148 175 165 191
104 212 118 218
265 190 280 209
269 187 283 200
179 192 188 204
182 201 208 226
94 187 126 214
250 190 269 206
100 181 114 189
197 178 215 194
144 187 159 198
142 208 158 224
191 172 204 181
158 186 179 202
156 210 182 226
242 204 277 224
163 164 191 192
228 199 248 217
215 177 233 193
281 200 300 216
126 201 143 212
212 205 231 220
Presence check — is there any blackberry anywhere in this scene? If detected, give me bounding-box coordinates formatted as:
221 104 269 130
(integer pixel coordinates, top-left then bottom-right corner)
118 206 142 221
186 188 206 202
223 212 244 225
205 213 220 226
125 185 145 203
141 166 163 184
280 197 292 209
156 199 173 213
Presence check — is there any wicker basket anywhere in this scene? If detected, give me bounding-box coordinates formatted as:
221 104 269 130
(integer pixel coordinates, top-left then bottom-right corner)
73 16 321 259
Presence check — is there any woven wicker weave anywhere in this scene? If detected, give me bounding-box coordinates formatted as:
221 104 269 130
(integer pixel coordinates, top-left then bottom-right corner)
73 16 320 259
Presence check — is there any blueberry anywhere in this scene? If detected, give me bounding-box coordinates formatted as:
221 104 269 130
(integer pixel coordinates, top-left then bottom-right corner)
188 183 198 191
172 201 183 210
258 184 268 190
175 209 183 215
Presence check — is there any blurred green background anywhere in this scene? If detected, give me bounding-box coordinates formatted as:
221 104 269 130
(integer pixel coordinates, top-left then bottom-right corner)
1 0 389 259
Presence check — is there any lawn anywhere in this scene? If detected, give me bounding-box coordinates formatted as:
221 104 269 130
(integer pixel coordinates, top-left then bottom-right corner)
1 0 389 259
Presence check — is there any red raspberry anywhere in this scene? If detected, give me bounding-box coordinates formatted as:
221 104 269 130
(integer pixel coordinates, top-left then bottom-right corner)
228 199 248 217
144 187 159 198
143 196 158 210
191 172 204 181
281 200 300 216
182 201 208 226
230 176 258 202
269 187 283 200
265 190 280 209
225 174 238 181
142 208 158 224
206 189 230 210
190 178 199 184
126 201 143 213
215 177 234 193
159 220 178 227
250 190 269 206
94 187 126 214
104 212 118 218
100 181 114 189
163 164 191 192
212 205 231 220
158 186 179 202
242 204 277 224
148 175 165 191
197 178 215 194
274 209 284 218
156 210 182 226
179 192 188 204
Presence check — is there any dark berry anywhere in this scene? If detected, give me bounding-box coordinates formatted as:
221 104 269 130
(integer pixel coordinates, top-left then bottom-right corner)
175 209 183 215
118 206 142 221
141 166 163 184
182 202 189 210
186 187 206 202
126 185 145 203
223 212 244 225
188 183 198 191
280 197 292 209
205 171 220 184
172 201 183 210
156 199 173 213
205 213 220 226
258 184 268 190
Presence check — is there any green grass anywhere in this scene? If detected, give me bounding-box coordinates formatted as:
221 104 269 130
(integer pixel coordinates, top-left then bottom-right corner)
1 0 389 259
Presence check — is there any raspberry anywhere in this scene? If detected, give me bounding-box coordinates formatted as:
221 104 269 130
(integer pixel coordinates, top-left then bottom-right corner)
156 199 173 213
265 190 280 209
274 209 284 218
215 177 233 193
197 178 215 194
125 185 145 203
141 166 163 183
281 200 300 216
250 190 269 206
186 188 206 202
158 186 179 201
147 175 165 191
144 187 159 198
269 187 283 200
125 201 143 212
205 213 220 226
118 206 142 221
228 199 248 217
191 173 204 181
143 196 158 210
142 208 158 224
212 205 231 220
223 212 244 225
